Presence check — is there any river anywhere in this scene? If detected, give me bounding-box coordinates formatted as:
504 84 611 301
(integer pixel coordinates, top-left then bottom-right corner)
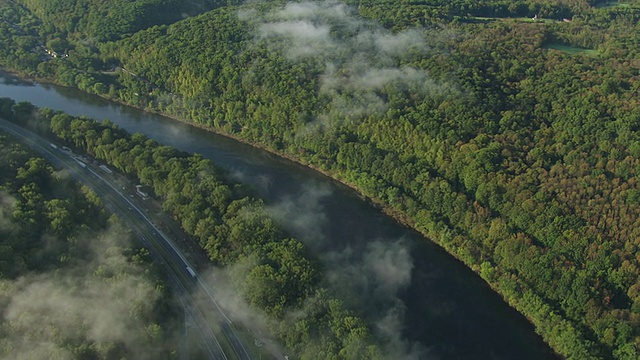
0 71 558 359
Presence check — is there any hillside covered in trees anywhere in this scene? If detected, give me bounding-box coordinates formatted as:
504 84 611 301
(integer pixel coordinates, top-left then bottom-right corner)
0 126 178 359
0 98 385 359
1 0 640 358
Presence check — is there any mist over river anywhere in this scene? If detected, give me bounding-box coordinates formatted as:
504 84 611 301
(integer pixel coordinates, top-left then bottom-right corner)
0 71 558 359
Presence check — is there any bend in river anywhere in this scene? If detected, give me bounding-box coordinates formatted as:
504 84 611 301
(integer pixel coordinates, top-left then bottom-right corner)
0 71 559 360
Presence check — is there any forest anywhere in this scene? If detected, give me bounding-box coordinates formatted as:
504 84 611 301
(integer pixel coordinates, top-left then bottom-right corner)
0 124 178 359
0 97 384 359
0 0 639 359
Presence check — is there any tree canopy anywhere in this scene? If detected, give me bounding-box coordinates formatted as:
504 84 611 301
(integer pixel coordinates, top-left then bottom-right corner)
1 100 384 359
1 0 640 358
0 127 178 359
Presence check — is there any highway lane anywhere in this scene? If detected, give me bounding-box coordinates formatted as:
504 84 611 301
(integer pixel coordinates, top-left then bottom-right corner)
0 119 246 360
85 163 252 360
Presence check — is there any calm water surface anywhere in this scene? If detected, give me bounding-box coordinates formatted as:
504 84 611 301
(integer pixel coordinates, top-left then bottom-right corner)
0 72 558 360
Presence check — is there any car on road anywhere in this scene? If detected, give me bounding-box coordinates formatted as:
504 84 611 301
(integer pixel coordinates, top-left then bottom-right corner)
186 266 197 278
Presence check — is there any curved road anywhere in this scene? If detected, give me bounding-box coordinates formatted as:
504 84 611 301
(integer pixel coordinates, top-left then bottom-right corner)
0 119 253 360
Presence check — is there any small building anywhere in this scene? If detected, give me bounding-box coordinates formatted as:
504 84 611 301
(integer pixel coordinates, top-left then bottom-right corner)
43 47 68 58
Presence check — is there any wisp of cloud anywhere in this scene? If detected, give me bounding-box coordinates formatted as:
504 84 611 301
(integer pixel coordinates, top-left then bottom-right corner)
242 0 458 133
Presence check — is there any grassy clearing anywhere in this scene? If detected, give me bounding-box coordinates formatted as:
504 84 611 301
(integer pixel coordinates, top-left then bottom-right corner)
543 43 600 56
595 1 633 9
464 16 561 24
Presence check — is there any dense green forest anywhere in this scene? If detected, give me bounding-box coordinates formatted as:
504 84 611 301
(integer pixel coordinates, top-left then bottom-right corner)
0 98 384 359
1 0 640 358
0 126 178 359
14 0 230 41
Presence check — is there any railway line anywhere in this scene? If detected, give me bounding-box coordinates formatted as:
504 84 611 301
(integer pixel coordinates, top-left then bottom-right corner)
0 119 253 360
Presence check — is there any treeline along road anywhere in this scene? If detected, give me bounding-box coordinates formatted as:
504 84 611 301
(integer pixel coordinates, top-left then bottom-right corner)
0 118 247 360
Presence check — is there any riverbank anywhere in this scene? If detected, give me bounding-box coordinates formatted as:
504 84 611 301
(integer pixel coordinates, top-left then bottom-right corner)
1 67 418 237
0 64 518 300
0 68 564 359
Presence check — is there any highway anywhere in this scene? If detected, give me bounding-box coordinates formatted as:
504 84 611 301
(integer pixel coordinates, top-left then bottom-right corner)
0 119 253 360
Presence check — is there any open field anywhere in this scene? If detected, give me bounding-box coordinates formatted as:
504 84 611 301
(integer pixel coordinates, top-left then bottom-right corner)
595 1 633 9
464 16 565 24
542 43 600 56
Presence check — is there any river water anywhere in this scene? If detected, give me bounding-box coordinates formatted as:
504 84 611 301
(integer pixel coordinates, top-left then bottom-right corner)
0 72 558 359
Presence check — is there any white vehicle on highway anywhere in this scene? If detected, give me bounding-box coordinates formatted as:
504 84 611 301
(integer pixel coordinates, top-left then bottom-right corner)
186 266 197 278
